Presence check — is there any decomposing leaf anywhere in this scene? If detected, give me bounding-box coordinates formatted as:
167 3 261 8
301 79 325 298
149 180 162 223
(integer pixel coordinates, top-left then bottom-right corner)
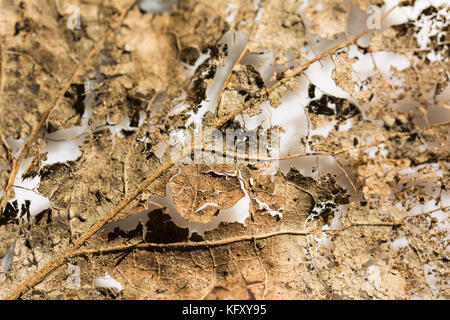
0 0 448 301
169 164 245 223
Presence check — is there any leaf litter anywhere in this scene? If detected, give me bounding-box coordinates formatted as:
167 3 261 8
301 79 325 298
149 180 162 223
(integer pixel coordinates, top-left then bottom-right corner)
0 0 448 299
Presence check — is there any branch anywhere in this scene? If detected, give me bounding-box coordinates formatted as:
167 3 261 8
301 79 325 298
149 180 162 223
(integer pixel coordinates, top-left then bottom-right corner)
328 206 450 233
0 132 14 169
0 34 5 93
402 206 449 220
335 158 358 195
71 206 449 257
71 229 317 256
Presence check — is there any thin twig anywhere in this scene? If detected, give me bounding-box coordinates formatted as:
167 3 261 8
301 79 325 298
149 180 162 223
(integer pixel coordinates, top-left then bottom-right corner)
215 43 249 111
0 34 5 93
71 229 318 256
335 158 358 195
403 206 449 220
373 41 450 53
4 50 41 70
70 207 447 257
329 206 450 233
0 132 14 167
